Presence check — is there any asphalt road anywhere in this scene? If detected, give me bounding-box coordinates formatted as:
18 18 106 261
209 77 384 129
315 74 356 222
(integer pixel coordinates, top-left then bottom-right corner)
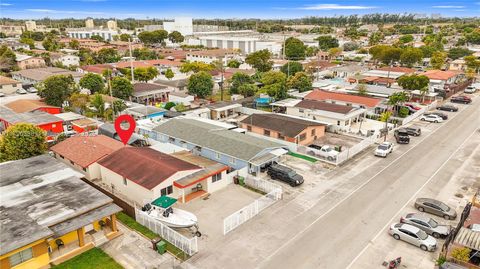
259 101 480 269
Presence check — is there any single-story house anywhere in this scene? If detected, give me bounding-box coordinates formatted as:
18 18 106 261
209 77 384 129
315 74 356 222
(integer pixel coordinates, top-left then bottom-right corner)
97 147 203 205
0 155 122 268
50 52 80 67
71 118 98 133
125 105 166 120
168 91 195 106
11 67 84 84
287 99 366 130
15 53 46 70
50 135 124 180
131 83 171 105
0 75 22 94
207 102 242 121
0 107 63 137
4 99 61 114
240 113 326 145
55 112 86 131
422 70 464 91
150 117 288 174
305 89 382 109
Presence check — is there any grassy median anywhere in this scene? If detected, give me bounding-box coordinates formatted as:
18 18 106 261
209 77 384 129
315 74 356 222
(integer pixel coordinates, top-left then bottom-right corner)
51 248 122 269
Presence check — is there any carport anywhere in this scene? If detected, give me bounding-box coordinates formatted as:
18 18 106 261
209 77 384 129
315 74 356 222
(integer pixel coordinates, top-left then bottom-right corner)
248 148 288 176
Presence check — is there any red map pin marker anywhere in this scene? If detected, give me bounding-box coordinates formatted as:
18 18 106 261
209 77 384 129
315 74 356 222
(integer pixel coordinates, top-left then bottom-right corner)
114 114 136 145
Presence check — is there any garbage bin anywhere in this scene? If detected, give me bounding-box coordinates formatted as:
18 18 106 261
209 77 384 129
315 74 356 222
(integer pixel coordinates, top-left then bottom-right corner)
156 241 167 254
151 238 161 251
238 176 245 186
233 176 239 184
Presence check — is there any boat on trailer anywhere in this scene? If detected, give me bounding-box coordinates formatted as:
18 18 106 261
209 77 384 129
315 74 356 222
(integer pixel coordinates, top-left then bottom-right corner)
142 196 199 230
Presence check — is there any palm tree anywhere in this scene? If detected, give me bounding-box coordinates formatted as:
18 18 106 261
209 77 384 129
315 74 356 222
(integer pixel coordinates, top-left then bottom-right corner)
419 86 429 104
379 111 393 142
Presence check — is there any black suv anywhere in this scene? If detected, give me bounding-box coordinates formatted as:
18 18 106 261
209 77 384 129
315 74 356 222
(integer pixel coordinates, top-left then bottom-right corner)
394 129 410 144
437 104 458 112
404 126 421 136
267 164 304 187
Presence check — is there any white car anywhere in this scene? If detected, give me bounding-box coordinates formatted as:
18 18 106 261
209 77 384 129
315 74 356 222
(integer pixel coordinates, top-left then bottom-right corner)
420 114 443 123
464 86 477 94
374 142 393 157
389 223 437 251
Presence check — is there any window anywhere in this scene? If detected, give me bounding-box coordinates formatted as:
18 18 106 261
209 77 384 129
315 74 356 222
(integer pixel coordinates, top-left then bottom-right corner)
82 167 87 172
160 185 173 196
9 248 33 267
123 177 127 185
216 152 220 159
247 125 252 131
337 121 340 126
278 133 285 140
311 129 316 136
299 109 304 113
212 173 222 183
346 103 352 106
299 133 307 141
230 157 236 164
263 130 270 136
60 155 64 159
70 160 74 165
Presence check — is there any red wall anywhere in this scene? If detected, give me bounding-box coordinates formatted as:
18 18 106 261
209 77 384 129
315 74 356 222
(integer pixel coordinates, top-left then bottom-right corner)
37 107 62 114
38 121 64 133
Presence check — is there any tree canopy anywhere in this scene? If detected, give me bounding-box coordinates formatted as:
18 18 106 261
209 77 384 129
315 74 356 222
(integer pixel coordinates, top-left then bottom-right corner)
138 30 168 44
79 73 105 94
95 48 120 64
0 123 47 162
133 67 159 82
187 71 214 98
245 49 273 72
284 37 306 60
280 61 303 77
180 61 214 73
316 36 339 51
287 72 312 92
229 72 253 94
168 31 184 43
111 77 133 99
37 75 77 107
260 71 287 100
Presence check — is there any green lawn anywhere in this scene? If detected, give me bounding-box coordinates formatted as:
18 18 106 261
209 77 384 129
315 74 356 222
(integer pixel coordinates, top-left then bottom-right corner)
287 152 318 163
116 212 190 261
51 248 122 269
210 91 231 102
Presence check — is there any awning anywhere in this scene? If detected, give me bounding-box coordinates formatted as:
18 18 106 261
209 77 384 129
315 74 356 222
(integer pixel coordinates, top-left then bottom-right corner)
151 196 177 208
454 227 480 251
174 163 228 189
49 203 122 238
270 148 288 156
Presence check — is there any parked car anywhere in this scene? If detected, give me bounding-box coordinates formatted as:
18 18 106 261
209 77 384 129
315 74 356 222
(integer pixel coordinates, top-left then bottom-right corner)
267 164 304 187
464 86 477 94
404 126 421 136
437 104 458 112
424 112 448 120
450 96 472 104
400 213 450 238
26 87 37 93
420 114 443 123
394 129 410 144
374 142 394 157
405 103 421 110
414 198 457 220
307 145 339 161
388 223 437 251
0 92 5 97
16 88 27 94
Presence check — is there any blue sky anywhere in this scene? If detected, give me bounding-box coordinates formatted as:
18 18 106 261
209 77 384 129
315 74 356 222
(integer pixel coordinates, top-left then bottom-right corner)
1 0 479 19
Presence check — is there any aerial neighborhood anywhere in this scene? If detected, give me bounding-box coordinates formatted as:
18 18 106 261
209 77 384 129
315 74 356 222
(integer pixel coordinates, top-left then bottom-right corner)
0 6 479 269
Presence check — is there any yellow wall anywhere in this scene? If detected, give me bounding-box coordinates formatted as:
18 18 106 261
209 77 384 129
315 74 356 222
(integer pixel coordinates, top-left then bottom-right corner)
48 230 78 251
0 239 50 269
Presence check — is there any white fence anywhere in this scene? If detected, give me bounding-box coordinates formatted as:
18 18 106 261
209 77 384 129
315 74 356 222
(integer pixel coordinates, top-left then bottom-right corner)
135 208 198 256
223 178 282 235
297 136 376 165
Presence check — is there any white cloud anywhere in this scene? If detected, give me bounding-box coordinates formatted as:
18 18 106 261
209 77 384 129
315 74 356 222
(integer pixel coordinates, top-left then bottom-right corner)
432 5 465 8
0 3 12 6
299 4 376 10
26 9 105 15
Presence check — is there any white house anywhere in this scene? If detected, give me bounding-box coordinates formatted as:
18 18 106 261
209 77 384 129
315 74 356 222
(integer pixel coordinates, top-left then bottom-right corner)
50 52 80 67
0 75 22 94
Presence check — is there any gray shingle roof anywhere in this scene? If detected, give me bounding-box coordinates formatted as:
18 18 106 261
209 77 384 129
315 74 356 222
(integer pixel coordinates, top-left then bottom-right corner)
153 118 284 161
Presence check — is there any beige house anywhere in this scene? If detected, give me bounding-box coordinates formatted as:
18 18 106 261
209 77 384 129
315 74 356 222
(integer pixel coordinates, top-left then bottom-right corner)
15 54 46 70
0 76 22 94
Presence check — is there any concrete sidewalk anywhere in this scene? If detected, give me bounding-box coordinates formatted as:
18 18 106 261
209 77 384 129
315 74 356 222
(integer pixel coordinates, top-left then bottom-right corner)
101 221 175 269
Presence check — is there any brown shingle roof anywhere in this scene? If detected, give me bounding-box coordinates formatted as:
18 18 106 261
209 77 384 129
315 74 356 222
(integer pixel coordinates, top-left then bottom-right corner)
133 83 168 93
241 113 325 138
5 99 59 113
295 99 356 114
97 147 200 190
50 135 124 168
305 90 381 108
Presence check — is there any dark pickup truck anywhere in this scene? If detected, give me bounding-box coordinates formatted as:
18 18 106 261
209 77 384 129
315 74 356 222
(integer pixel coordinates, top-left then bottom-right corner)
394 129 410 144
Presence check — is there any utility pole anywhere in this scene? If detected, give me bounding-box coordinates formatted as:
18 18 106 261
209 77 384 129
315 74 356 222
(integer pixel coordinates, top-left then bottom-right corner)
129 38 135 83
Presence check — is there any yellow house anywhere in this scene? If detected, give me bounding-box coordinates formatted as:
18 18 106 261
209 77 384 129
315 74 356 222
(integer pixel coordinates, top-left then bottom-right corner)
0 155 122 269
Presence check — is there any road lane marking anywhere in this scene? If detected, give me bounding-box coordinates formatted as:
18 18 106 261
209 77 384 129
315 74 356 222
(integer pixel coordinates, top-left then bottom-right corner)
345 127 479 269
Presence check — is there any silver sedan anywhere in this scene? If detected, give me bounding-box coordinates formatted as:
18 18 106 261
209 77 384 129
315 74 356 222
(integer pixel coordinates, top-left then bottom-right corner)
400 213 450 238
